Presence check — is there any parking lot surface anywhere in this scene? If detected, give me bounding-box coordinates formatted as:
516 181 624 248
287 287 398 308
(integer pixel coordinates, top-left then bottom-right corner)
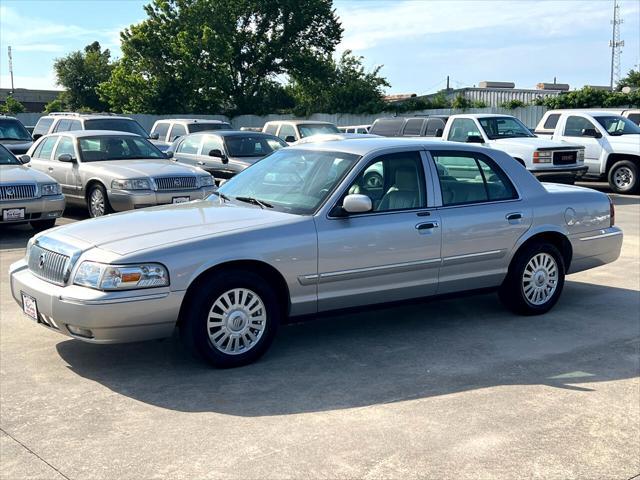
1 184 639 480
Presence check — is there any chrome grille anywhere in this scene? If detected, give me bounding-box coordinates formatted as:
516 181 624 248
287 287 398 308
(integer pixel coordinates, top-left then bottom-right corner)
154 176 197 191
553 151 577 165
28 244 69 285
0 184 37 201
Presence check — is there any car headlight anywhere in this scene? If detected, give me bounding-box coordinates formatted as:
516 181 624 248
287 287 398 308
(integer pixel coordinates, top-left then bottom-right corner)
40 183 61 196
197 175 214 187
111 178 152 190
577 150 585 162
532 151 552 164
74 261 169 290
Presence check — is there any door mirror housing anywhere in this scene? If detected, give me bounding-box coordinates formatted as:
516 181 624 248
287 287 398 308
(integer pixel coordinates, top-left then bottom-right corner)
149 132 160 140
18 154 31 164
466 135 485 144
434 128 444 137
57 153 76 163
164 150 174 159
284 135 296 143
32 133 42 140
582 128 602 138
209 149 228 164
342 194 373 214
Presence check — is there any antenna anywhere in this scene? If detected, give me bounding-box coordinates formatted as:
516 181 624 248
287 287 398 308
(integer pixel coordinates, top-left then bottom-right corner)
609 0 624 89
8 46 15 93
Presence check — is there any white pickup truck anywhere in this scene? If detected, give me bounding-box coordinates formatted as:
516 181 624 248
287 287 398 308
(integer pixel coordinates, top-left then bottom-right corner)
441 114 587 183
535 110 640 193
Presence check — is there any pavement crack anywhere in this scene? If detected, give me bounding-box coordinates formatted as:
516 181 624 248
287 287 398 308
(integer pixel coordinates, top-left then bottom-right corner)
1 427 71 480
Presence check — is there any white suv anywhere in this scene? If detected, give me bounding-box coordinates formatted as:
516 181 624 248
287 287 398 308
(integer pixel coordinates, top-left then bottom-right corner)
32 113 149 140
150 119 233 149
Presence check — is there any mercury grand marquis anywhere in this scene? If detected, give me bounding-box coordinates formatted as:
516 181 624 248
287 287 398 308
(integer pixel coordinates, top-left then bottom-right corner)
9 138 623 367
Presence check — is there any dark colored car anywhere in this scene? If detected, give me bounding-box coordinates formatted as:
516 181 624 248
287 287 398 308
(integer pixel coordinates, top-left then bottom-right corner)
0 115 34 154
369 116 449 138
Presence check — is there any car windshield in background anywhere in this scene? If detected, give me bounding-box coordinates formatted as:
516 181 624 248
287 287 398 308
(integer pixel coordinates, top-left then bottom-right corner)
0 119 32 141
78 136 167 162
189 123 233 133
479 117 535 139
83 119 149 137
218 148 359 214
224 135 287 157
594 116 640 136
298 124 340 138
0 144 21 165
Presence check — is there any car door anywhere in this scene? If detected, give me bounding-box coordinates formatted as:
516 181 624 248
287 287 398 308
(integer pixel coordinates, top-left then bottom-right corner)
557 115 606 174
173 134 204 168
315 149 442 311
200 134 231 178
429 149 531 294
29 136 59 179
51 136 81 198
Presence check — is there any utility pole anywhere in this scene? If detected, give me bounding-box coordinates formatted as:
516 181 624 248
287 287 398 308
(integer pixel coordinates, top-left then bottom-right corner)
8 46 15 93
609 0 624 89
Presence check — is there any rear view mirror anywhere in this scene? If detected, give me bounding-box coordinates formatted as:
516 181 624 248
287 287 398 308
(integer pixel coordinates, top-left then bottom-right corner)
582 128 602 138
32 134 42 140
342 194 373 214
466 135 484 144
57 153 75 163
18 154 31 164
284 136 296 143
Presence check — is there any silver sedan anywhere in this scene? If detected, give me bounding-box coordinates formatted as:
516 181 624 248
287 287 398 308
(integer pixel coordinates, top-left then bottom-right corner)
26 130 215 217
10 138 622 367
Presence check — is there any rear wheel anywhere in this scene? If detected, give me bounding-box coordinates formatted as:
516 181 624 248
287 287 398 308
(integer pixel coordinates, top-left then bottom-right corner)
88 184 113 218
180 269 281 368
499 242 565 315
608 160 638 194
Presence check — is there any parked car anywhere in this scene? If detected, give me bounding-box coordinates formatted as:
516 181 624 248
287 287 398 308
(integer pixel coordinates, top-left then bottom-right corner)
26 131 215 217
369 116 448 137
262 120 340 143
0 115 33 154
150 119 233 151
291 133 379 145
32 113 150 141
10 138 622 368
0 144 65 230
621 109 640 126
338 125 371 134
170 131 287 180
535 110 640 193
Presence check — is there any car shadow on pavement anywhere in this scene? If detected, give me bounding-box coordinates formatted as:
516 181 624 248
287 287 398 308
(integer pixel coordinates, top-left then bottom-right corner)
55 280 640 417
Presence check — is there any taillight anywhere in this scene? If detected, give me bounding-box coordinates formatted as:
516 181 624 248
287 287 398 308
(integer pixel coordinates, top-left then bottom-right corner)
609 196 615 227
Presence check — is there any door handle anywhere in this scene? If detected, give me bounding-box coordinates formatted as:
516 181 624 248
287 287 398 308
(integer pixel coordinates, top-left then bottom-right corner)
416 221 439 230
197 161 205 165
48 167 54 172
506 212 522 221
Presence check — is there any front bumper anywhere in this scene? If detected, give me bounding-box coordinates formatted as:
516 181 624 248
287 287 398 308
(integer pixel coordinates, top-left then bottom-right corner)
9 259 184 343
530 165 589 181
568 226 623 274
0 195 65 223
108 187 215 212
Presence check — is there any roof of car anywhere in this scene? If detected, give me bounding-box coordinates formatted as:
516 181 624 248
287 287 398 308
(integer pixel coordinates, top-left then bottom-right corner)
544 109 627 116
47 130 139 138
155 118 230 124
264 120 337 126
449 113 514 119
45 113 135 121
186 130 279 138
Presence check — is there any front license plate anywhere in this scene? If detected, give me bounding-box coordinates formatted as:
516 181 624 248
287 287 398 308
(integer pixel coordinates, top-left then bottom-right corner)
21 292 38 321
2 208 25 221
172 196 189 204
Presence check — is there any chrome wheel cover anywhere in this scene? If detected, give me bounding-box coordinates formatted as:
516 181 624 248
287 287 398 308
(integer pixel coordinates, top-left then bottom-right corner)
207 288 266 355
89 188 105 217
613 166 634 189
522 253 558 306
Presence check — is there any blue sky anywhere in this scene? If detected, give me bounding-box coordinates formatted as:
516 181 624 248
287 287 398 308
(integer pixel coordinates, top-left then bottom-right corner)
1 0 639 94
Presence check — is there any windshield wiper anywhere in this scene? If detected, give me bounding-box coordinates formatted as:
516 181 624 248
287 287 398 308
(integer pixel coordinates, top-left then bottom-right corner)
213 191 231 202
234 196 273 209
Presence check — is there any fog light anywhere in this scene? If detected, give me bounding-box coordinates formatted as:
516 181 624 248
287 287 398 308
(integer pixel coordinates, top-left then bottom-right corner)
46 211 63 217
67 325 93 338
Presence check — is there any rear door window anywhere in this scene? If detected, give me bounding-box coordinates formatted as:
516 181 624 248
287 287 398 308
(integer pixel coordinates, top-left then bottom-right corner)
402 118 425 136
33 136 58 160
52 119 71 133
176 135 202 155
278 124 297 141
264 124 278 135
54 137 76 159
169 124 187 142
152 122 170 140
543 114 560 130
33 117 54 137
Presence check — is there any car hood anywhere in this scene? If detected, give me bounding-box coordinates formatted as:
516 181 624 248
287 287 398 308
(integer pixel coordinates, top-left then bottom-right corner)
0 164 57 184
1 140 33 154
492 137 581 150
82 159 205 177
45 199 301 255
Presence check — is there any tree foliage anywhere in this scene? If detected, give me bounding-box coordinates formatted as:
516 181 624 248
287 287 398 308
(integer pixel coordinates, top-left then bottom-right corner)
0 96 26 114
99 0 343 115
535 86 640 109
616 69 640 91
43 93 72 113
501 99 527 109
54 41 114 111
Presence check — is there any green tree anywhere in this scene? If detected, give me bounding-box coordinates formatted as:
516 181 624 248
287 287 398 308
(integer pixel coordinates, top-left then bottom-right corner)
0 96 26 114
54 41 114 111
43 92 71 113
501 99 527 109
99 0 342 115
616 69 640 91
535 86 639 109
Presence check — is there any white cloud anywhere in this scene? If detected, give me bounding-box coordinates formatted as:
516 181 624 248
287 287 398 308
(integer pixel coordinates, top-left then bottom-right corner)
0 71 61 91
13 44 65 53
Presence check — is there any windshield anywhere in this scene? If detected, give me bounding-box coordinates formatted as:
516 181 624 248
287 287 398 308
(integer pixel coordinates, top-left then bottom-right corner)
224 135 287 157
78 135 167 162
189 122 232 133
0 118 32 141
478 117 535 139
594 116 640 136
83 118 149 137
298 124 340 138
0 144 21 165
218 148 360 214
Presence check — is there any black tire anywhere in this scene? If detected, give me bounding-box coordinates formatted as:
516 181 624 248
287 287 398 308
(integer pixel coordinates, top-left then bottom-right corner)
608 160 638 194
87 183 113 218
180 269 281 368
499 242 565 315
30 219 56 232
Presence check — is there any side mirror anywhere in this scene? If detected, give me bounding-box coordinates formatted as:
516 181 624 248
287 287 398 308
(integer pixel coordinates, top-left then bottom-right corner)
165 151 174 159
466 135 484 144
150 132 160 140
582 128 602 138
32 134 42 140
284 135 296 143
18 154 31 164
434 128 444 137
209 149 228 164
57 153 75 163
342 194 373 214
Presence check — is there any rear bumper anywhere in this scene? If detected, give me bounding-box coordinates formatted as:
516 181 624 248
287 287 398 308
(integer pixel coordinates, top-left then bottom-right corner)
531 165 589 181
108 187 215 212
0 195 65 223
9 259 182 343
568 226 623 274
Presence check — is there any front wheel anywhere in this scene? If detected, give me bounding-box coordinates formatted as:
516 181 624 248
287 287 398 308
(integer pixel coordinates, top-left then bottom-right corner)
87 184 113 218
499 242 565 315
608 160 638 194
180 269 281 368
